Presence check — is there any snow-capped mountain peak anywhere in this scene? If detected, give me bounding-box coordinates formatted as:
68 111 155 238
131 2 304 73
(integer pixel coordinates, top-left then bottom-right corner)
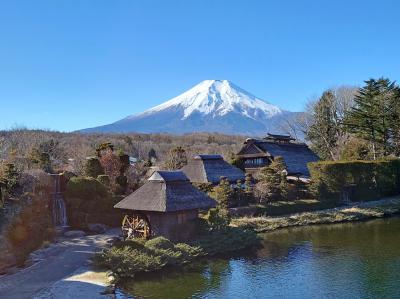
80 80 299 136
138 80 282 120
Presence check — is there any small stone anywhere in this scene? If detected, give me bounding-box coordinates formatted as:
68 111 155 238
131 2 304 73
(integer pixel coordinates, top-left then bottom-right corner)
64 230 86 238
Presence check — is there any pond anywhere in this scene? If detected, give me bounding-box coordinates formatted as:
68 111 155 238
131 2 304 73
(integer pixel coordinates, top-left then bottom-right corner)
118 217 400 298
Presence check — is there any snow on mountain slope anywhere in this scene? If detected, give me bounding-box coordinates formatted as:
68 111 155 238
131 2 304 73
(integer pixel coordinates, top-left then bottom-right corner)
80 80 300 136
136 80 282 120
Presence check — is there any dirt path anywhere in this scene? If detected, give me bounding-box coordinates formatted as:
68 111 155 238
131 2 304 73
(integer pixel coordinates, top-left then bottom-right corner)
0 229 119 299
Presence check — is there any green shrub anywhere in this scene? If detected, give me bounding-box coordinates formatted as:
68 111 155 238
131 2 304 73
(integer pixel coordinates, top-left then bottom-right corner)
65 176 108 202
145 237 175 250
97 174 110 187
194 182 213 193
94 236 204 282
64 176 118 227
112 238 146 250
206 207 230 230
93 247 165 280
84 157 104 178
308 159 400 202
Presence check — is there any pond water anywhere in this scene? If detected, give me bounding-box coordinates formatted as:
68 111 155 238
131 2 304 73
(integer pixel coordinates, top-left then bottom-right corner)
119 217 400 299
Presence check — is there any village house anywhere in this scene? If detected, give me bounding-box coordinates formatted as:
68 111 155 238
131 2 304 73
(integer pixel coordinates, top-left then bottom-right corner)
181 154 245 185
114 170 216 239
236 133 319 180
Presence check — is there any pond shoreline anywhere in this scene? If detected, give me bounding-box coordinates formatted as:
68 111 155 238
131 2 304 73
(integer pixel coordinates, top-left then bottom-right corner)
108 196 400 298
232 196 400 232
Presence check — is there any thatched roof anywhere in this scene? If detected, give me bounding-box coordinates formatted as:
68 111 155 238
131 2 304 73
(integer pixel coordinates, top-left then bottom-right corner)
181 154 245 184
114 171 216 212
264 133 295 142
238 139 319 177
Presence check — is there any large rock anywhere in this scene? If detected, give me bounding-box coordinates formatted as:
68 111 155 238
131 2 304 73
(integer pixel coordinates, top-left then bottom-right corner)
87 223 107 234
64 230 86 238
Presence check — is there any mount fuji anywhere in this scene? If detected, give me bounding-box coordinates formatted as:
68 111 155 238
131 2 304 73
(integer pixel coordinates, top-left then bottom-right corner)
80 80 300 136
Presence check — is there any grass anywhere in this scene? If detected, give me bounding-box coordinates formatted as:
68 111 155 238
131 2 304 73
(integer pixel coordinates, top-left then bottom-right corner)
256 199 336 216
231 196 400 232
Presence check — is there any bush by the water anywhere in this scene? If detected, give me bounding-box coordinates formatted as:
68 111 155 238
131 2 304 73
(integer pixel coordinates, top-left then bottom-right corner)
94 227 260 282
258 200 336 216
308 159 400 202
94 236 203 281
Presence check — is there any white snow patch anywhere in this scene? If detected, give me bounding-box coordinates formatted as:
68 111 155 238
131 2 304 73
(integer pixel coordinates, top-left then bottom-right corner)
133 80 282 120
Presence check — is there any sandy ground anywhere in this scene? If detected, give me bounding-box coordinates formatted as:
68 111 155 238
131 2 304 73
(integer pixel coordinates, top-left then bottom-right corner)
0 228 120 299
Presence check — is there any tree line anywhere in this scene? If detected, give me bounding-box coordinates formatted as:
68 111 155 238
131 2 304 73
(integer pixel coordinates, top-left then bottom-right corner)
295 77 400 161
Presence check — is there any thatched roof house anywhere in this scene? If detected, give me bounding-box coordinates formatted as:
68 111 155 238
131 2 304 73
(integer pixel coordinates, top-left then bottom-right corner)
181 154 245 184
237 134 319 178
114 171 215 239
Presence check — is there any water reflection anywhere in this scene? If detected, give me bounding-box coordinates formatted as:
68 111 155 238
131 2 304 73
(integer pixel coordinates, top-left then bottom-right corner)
121 217 400 299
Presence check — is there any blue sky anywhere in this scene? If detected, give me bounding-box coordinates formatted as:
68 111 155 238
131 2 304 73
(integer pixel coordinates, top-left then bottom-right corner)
1 0 400 132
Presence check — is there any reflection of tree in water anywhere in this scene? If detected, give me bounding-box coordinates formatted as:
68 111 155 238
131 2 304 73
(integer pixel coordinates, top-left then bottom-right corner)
122 259 230 299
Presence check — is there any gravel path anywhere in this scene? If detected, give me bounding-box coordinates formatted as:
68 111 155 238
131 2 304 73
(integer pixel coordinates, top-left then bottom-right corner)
0 229 119 299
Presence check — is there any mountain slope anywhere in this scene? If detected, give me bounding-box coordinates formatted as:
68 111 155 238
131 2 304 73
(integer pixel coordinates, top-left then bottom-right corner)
80 80 300 136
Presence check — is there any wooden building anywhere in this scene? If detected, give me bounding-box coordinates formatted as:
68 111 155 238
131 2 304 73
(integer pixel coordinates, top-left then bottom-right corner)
114 171 216 239
181 154 245 185
236 134 319 178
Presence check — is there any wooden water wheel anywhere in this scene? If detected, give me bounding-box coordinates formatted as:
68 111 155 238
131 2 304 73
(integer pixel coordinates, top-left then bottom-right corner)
121 213 151 239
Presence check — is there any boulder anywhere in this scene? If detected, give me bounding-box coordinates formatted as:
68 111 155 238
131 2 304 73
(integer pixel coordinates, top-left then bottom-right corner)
87 223 108 234
64 230 86 238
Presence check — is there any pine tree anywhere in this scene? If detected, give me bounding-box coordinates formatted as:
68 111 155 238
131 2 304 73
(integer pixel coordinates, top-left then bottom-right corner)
207 177 233 229
2 163 20 195
345 78 400 159
212 177 233 209
255 156 288 202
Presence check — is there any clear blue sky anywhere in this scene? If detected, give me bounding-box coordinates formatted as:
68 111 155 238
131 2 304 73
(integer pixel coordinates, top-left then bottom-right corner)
1 0 400 132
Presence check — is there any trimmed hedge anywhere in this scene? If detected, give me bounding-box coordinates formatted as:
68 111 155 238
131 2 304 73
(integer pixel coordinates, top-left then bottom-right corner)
64 176 123 228
308 159 400 202
65 176 108 203
258 200 335 216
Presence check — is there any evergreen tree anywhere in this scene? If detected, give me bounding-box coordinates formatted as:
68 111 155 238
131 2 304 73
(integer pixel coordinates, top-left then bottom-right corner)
2 163 20 195
84 157 105 178
148 148 157 161
307 91 340 160
207 176 233 229
29 148 51 172
345 78 400 159
255 156 288 202
212 177 233 209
